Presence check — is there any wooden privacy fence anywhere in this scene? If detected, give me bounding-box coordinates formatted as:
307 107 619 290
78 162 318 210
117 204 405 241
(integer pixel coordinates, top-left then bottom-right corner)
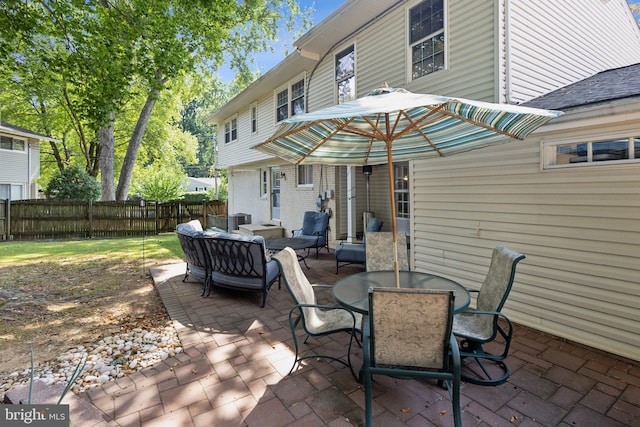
0 199 227 241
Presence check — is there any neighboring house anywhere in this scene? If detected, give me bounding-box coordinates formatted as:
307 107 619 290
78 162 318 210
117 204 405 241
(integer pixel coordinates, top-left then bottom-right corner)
206 0 640 361
185 177 219 193
0 121 57 200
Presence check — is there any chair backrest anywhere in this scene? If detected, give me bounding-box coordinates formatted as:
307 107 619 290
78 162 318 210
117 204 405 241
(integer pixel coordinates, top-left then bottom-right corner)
476 245 526 312
365 232 409 271
366 218 383 233
369 288 454 369
202 233 269 279
176 221 208 270
300 211 329 236
273 247 321 324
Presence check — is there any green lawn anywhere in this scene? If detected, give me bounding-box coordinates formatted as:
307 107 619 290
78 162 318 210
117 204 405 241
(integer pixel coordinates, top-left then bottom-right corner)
0 233 185 375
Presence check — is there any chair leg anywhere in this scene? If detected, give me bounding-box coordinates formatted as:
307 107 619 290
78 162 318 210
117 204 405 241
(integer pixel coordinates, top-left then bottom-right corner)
364 368 373 427
459 339 510 385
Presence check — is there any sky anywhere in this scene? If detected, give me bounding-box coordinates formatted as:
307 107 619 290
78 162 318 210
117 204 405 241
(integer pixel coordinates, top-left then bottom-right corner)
217 1 345 82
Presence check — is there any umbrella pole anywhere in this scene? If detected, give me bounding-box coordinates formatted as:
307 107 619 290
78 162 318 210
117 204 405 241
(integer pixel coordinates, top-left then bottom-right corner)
386 140 400 288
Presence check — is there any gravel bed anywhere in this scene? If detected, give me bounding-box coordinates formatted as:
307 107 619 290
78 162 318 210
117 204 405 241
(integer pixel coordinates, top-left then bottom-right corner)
0 321 182 400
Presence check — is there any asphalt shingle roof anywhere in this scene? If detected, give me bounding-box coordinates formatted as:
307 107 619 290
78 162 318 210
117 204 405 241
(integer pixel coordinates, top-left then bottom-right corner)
522 62 640 110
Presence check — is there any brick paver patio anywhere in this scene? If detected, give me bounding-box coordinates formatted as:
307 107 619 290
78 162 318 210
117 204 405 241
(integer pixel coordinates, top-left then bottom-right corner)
79 250 640 426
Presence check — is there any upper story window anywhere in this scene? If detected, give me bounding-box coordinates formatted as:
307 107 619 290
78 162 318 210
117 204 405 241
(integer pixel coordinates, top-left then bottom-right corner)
224 117 237 144
276 78 306 123
0 135 26 151
297 165 313 187
251 103 258 134
543 136 640 169
335 45 355 104
409 0 445 80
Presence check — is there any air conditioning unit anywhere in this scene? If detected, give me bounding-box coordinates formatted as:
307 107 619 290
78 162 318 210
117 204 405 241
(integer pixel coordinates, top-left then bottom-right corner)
228 213 251 232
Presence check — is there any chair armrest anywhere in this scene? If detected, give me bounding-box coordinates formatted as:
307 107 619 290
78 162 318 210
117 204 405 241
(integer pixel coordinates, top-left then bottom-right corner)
290 303 359 330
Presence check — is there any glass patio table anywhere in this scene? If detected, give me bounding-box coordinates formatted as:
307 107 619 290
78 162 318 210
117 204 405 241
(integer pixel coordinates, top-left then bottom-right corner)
333 270 471 315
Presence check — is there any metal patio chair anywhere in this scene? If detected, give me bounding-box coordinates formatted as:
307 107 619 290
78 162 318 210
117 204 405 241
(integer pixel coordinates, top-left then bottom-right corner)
363 288 462 427
273 247 362 380
453 245 526 385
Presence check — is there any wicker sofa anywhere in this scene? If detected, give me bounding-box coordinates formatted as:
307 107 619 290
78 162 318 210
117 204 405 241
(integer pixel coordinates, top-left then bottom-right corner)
176 220 280 307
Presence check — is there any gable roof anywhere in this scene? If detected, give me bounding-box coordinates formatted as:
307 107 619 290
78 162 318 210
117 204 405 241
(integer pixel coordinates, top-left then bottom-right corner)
522 63 640 110
0 121 59 142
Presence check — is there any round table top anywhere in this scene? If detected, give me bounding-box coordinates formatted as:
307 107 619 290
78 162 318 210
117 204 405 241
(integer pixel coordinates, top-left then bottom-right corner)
266 237 315 251
333 270 471 315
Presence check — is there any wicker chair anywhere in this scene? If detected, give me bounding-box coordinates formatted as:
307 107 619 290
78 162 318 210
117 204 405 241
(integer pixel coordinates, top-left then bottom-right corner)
363 288 462 427
274 247 361 380
453 245 525 385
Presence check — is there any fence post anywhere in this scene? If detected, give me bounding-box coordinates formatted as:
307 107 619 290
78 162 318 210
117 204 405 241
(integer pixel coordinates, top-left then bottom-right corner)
88 200 93 239
155 201 159 235
7 199 11 241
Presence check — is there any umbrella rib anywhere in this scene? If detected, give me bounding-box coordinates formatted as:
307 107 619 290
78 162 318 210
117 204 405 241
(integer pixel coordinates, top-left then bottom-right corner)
296 117 357 162
398 110 444 156
256 120 325 147
422 104 522 139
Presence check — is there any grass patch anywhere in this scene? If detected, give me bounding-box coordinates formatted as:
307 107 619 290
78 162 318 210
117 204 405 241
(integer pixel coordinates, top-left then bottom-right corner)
0 233 184 375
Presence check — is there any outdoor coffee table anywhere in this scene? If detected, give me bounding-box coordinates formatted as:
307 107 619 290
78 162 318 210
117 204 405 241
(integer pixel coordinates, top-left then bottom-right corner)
266 237 315 269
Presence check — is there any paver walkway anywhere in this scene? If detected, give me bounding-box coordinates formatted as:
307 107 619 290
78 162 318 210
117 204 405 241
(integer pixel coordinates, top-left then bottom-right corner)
80 250 640 426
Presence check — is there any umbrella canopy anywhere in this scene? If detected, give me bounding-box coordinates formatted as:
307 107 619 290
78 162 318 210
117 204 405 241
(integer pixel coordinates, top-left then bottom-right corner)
253 86 562 284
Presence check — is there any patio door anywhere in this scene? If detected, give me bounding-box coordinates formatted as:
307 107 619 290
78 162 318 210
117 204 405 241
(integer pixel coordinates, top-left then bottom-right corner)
271 168 281 220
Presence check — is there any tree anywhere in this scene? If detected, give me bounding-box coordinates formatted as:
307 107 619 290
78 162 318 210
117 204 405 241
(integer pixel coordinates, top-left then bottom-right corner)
44 166 101 201
131 163 186 202
0 0 312 200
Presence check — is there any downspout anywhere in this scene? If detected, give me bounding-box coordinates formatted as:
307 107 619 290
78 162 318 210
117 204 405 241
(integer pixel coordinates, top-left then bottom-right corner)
504 0 516 105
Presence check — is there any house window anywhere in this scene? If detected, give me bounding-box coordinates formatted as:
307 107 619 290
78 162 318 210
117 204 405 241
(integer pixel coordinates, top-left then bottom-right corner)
275 78 306 123
297 165 313 187
276 89 289 122
409 0 445 80
543 137 640 169
224 117 237 144
335 45 355 104
394 163 410 219
291 79 305 116
0 184 23 200
251 103 258 134
260 168 268 198
0 135 26 151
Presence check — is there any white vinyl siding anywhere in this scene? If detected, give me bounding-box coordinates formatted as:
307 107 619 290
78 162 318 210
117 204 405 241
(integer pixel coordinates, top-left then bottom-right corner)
506 0 640 104
411 136 640 362
217 94 280 168
0 149 29 182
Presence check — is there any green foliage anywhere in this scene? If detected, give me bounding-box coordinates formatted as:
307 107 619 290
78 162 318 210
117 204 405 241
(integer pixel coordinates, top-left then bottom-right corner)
0 0 312 199
45 166 101 201
131 164 187 202
181 192 210 202
207 175 228 201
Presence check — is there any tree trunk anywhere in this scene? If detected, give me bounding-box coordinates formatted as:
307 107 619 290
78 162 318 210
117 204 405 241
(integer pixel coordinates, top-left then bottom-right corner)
115 91 158 201
99 112 116 201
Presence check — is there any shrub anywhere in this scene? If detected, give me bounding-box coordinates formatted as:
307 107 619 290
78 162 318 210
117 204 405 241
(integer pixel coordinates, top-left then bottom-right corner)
45 166 101 201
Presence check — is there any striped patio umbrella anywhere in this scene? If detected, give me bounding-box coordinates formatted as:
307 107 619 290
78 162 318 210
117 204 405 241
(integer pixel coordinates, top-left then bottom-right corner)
253 86 562 284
